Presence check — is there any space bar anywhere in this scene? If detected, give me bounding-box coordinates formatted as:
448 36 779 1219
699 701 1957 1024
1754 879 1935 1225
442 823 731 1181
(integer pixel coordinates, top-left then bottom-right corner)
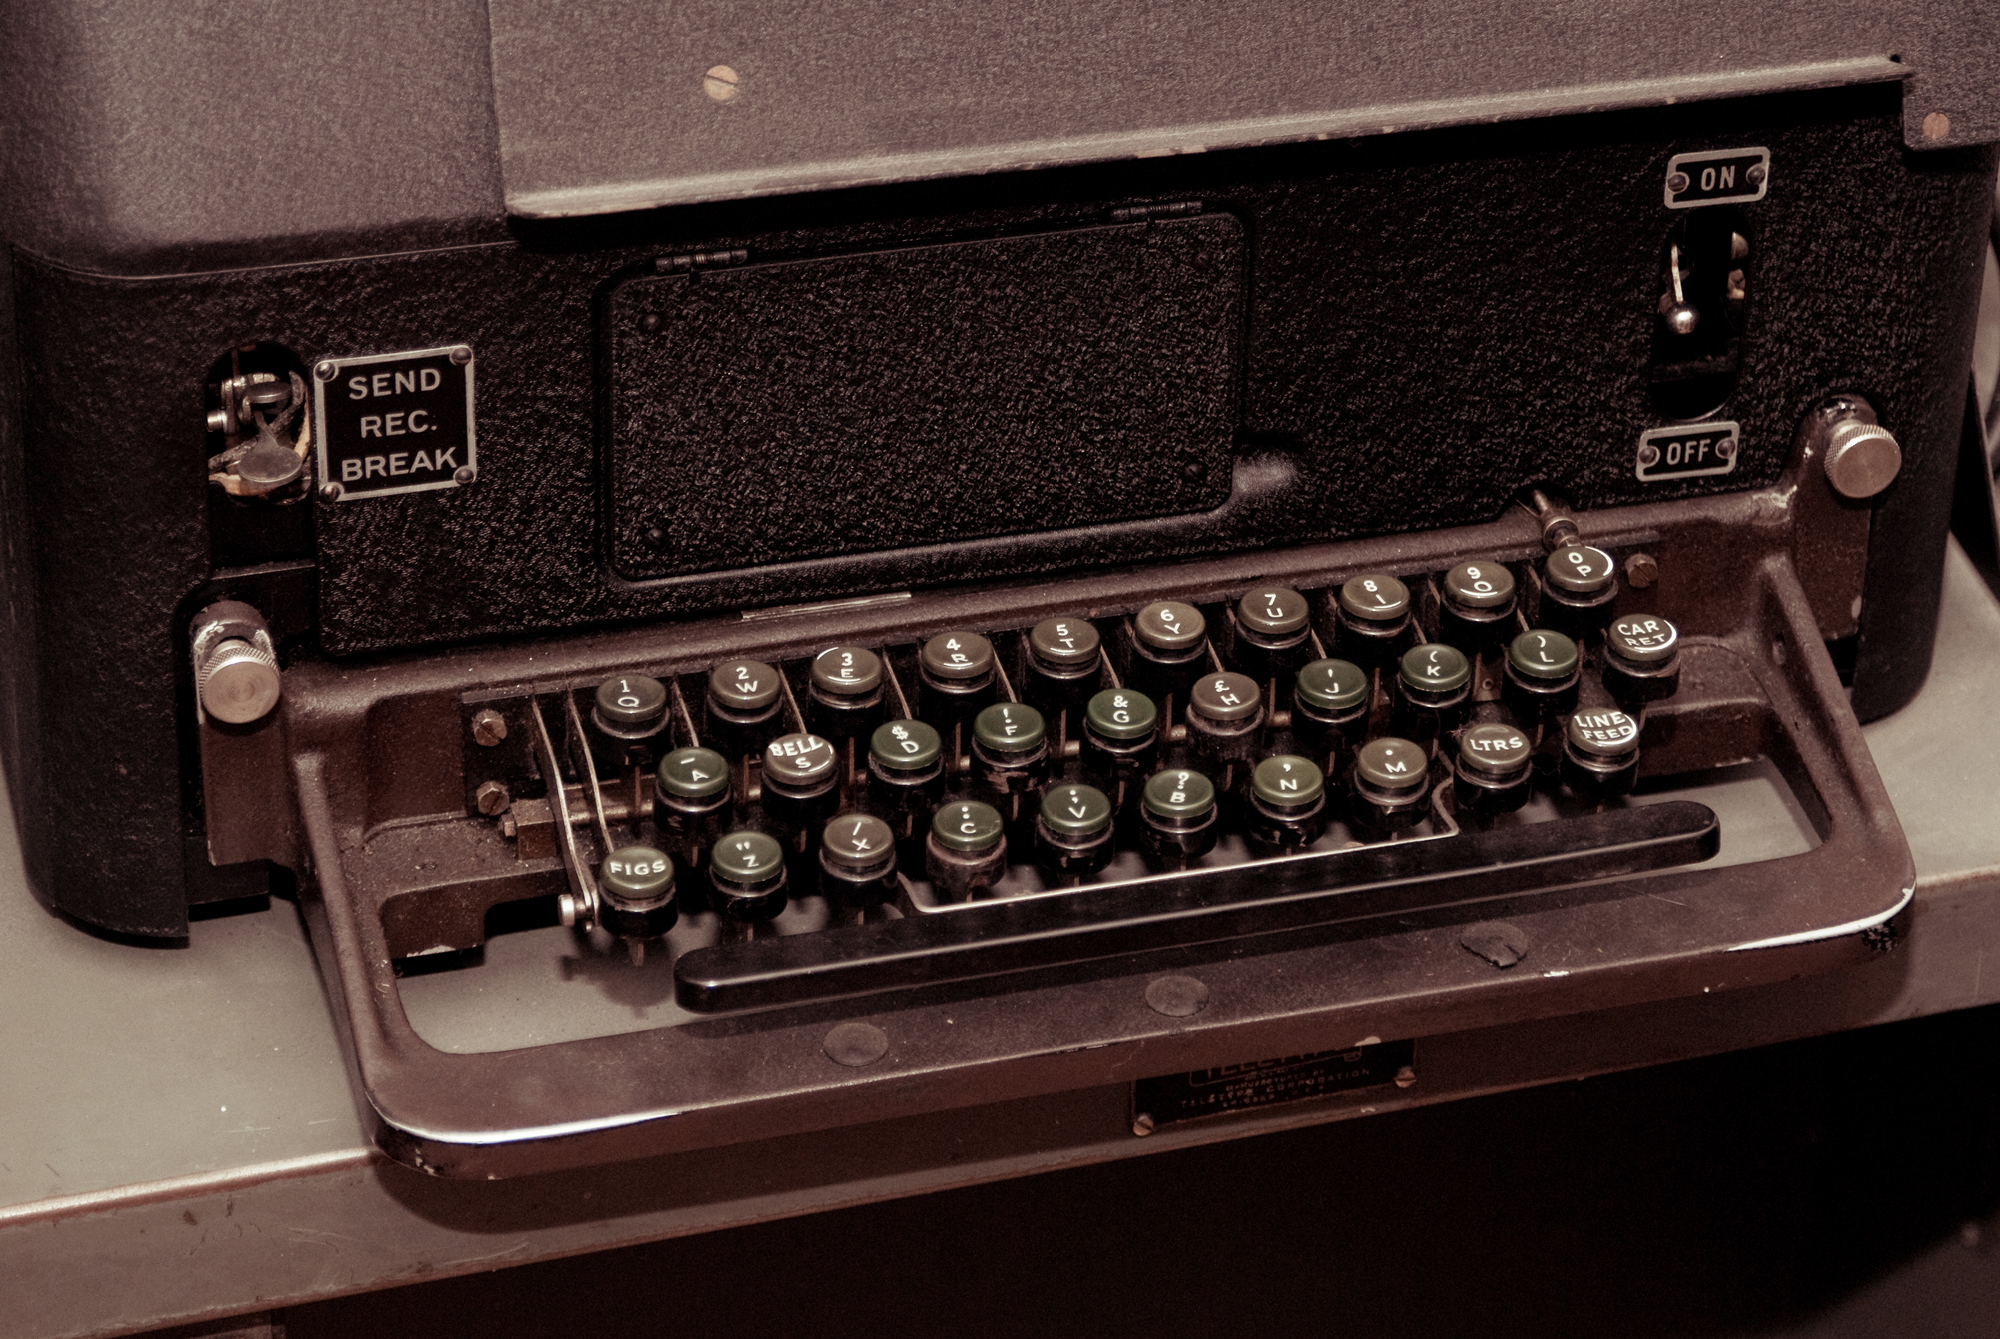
672 801 1720 1013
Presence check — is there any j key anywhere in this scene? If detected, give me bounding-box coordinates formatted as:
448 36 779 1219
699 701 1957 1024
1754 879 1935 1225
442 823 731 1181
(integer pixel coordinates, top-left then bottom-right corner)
1438 561 1519 650
598 845 679 943
1138 767 1219 868
709 829 789 922
1452 721 1535 818
918 631 998 725
1602 615 1682 706
819 812 900 907
925 800 1008 902
589 673 671 773
1561 708 1642 799
1540 545 1619 641
807 646 886 741
654 746 734 867
1334 574 1412 667
1186 670 1265 765
1245 754 1327 851
1127 600 1209 711
1291 658 1371 762
1024 617 1103 715
1081 687 1159 789
1502 629 1582 724
1232 586 1313 683
1393 643 1472 739
706 658 786 757
972 701 1051 796
1350 736 1431 833
1034 783 1116 881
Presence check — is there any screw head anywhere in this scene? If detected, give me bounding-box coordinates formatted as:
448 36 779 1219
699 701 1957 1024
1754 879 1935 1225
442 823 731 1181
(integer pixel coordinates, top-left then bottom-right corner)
474 780 512 816
1665 170 1690 193
1746 162 1769 185
1132 1113 1157 1137
703 64 740 102
314 361 337 381
319 482 343 502
1624 553 1660 589
449 346 472 365
1395 1065 1417 1089
453 465 476 485
641 313 661 333
470 708 508 746
1637 442 1660 468
1664 302 1700 336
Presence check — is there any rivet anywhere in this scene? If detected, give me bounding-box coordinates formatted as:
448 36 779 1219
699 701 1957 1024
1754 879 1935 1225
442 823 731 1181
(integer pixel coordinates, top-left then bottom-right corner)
823 1021 889 1067
1144 975 1209 1018
703 64 740 103
1665 170 1690 194
314 361 337 381
453 465 477 485
318 482 342 502
450 346 472 366
1923 113 1951 142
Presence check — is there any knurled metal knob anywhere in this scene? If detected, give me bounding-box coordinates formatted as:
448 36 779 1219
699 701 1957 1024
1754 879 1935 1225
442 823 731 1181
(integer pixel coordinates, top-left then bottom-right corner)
1823 419 1902 500
197 637 281 724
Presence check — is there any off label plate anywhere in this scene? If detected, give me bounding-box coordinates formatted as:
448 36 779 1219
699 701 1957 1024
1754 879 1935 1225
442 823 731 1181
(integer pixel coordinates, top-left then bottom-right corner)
1636 421 1739 482
1133 1039 1414 1132
1663 147 1769 208
313 345 476 501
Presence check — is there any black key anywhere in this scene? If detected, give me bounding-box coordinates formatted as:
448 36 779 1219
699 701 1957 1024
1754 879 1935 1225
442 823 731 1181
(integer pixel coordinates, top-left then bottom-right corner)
1245 754 1328 852
598 845 679 945
706 658 786 757
1453 722 1534 818
761 732 841 837
1185 670 1265 765
1232 586 1313 683
1393 642 1472 740
866 719 946 851
1138 767 1219 868
1539 545 1619 641
1561 708 1642 799
971 701 1050 798
1127 600 1208 710
1034 783 1116 881
654 746 734 868
1080 687 1159 789
1438 560 1519 650
1502 629 1582 724
1291 657 1371 761
925 800 1008 902
1350 736 1431 833
1603 614 1682 707
709 829 789 922
819 812 900 907
589 673 672 773
807 646 886 741
1334 574 1411 667
918 631 998 726
1023 617 1103 714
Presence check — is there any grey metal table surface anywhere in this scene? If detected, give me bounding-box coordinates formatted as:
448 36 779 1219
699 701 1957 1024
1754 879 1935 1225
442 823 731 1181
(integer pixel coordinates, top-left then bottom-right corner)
6 546 2000 1339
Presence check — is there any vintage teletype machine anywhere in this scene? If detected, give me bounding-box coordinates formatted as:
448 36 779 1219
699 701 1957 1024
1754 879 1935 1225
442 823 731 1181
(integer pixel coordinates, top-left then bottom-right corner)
1 1 1997 1176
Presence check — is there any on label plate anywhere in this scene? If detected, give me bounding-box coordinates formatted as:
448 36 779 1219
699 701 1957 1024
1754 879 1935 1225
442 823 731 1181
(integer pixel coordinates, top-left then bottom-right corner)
313 346 477 501
1664 147 1769 209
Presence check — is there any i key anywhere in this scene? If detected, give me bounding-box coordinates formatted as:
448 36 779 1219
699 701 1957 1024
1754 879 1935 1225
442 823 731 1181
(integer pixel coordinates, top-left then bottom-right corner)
1334 574 1412 668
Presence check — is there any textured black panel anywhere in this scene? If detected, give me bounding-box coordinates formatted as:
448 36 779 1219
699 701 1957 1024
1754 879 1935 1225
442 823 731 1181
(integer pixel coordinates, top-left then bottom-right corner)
608 218 1240 579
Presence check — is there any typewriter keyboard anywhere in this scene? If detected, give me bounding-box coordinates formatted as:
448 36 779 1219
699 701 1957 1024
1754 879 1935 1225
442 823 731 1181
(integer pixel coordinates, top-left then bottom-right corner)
462 543 1729 1014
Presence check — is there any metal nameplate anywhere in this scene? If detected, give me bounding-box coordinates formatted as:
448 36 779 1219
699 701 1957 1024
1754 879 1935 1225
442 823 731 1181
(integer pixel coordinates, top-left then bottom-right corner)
1663 147 1769 208
1636 420 1740 482
312 345 477 501
1132 1039 1415 1133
